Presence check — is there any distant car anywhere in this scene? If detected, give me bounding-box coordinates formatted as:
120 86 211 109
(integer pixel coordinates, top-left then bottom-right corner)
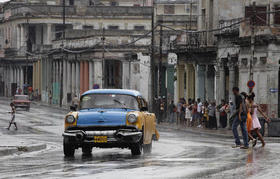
62 89 159 157
13 95 31 111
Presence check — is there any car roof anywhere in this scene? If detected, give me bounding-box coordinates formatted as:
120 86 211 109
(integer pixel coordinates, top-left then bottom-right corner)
82 89 142 97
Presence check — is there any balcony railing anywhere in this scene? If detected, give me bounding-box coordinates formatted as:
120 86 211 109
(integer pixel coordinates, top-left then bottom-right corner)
5 4 153 19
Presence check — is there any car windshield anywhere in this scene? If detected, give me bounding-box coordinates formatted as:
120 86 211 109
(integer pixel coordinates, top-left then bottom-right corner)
14 96 28 100
80 94 139 110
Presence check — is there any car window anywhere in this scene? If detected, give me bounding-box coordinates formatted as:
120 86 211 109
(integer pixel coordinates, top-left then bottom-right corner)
80 94 140 110
14 96 28 100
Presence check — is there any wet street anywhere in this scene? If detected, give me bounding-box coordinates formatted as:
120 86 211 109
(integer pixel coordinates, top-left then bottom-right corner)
0 100 280 179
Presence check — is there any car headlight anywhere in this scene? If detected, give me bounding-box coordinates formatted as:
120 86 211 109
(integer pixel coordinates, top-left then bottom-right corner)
66 115 75 124
127 114 137 123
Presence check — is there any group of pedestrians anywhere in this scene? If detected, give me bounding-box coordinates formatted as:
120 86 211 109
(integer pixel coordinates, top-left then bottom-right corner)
231 87 270 149
171 98 219 129
167 86 270 149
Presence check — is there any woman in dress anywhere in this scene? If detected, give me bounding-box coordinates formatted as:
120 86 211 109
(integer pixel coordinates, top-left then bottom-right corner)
247 93 270 147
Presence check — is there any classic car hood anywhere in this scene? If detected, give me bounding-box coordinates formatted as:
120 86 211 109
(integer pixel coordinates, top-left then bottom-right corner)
77 109 128 126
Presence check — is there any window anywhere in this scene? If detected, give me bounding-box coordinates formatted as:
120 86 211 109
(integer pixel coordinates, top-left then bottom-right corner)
164 5 175 14
245 6 267 26
275 5 280 25
134 25 145 30
55 25 64 39
69 0 74 5
89 0 94 6
108 25 119 30
110 1 118 6
83 25 94 30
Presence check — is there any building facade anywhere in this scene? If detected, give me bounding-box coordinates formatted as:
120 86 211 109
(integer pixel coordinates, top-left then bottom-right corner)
0 0 153 105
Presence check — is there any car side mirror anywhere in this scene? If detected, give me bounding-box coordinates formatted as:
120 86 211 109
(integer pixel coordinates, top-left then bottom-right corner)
70 105 77 111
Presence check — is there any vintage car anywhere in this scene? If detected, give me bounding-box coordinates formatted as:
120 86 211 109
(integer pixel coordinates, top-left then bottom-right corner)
13 95 31 111
63 89 159 157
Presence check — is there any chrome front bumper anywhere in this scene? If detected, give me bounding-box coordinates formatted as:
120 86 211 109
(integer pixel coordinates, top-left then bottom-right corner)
63 129 142 144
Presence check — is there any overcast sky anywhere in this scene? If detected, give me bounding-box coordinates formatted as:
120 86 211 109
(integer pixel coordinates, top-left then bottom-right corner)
0 0 10 2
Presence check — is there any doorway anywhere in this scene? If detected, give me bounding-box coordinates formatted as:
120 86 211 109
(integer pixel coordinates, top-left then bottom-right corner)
105 60 122 89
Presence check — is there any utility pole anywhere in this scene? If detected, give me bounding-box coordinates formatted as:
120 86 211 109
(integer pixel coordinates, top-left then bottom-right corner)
150 3 156 113
59 0 65 107
189 0 193 30
158 22 163 114
25 16 30 91
102 28 105 88
249 2 256 92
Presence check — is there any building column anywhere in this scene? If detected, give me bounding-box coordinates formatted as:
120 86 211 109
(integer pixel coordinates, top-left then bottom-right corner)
84 61 89 92
89 61 94 90
204 65 208 101
20 24 25 47
195 64 206 100
93 60 103 89
20 67 24 90
75 61 80 97
17 25 20 49
219 63 226 102
66 60 71 102
62 60 67 105
176 64 185 101
80 61 84 94
71 62 76 96
228 61 235 102
46 24 52 44
13 67 16 84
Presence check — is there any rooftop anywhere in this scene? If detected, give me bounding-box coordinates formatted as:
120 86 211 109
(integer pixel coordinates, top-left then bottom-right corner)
82 89 142 97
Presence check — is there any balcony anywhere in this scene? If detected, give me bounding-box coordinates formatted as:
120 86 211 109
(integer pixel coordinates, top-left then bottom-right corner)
4 4 153 20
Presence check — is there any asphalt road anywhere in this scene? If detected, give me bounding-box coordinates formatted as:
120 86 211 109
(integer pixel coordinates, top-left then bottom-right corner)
0 99 280 179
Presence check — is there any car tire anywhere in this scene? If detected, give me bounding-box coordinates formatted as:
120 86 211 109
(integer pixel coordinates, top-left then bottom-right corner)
143 140 152 154
63 141 75 157
82 146 92 156
131 142 143 155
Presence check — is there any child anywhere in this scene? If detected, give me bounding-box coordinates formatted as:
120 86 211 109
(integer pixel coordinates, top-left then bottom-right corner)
7 103 17 130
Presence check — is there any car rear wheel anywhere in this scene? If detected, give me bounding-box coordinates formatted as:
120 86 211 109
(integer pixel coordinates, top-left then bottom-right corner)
82 146 92 156
63 140 75 157
143 140 152 154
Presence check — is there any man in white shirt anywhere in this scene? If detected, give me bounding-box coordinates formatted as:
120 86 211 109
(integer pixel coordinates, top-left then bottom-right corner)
197 98 203 128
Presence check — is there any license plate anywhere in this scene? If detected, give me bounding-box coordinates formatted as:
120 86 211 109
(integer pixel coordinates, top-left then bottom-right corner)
94 136 107 143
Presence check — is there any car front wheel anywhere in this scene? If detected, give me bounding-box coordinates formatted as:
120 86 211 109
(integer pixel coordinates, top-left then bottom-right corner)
63 140 75 157
82 146 92 156
131 142 143 155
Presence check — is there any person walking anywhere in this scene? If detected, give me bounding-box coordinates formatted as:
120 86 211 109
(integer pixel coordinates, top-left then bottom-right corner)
7 103 17 130
197 98 203 128
247 93 270 147
202 101 209 128
176 100 182 125
168 100 176 124
185 103 192 127
228 100 235 130
232 87 249 149
218 99 228 128
208 101 217 129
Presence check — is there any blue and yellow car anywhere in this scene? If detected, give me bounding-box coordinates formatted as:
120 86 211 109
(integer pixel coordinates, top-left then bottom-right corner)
63 89 159 156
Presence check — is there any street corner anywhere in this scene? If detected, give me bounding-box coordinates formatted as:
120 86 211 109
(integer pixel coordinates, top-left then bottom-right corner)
0 135 47 157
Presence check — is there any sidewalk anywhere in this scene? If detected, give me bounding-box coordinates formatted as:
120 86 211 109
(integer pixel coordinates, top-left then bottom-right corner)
158 123 280 143
0 135 46 157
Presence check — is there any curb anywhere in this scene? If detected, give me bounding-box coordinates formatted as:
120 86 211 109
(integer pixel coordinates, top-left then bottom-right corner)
158 125 234 139
158 125 280 143
32 101 68 111
0 143 47 157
